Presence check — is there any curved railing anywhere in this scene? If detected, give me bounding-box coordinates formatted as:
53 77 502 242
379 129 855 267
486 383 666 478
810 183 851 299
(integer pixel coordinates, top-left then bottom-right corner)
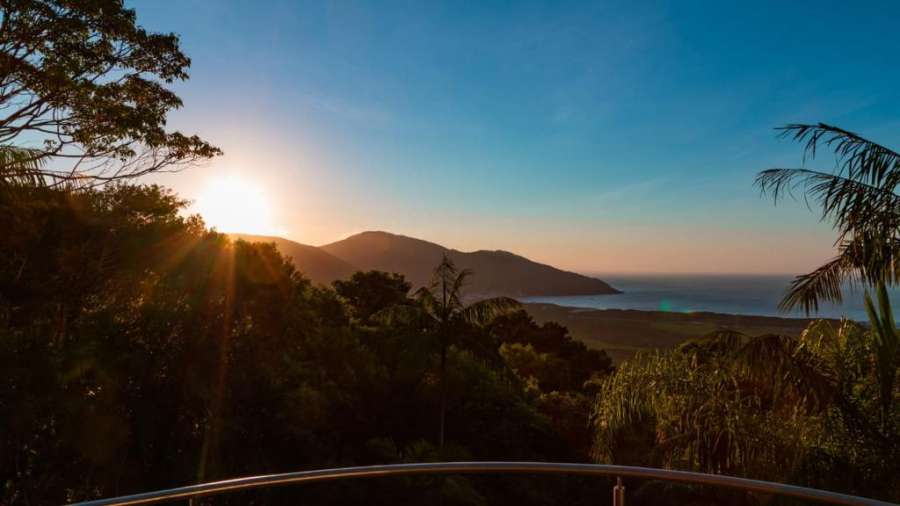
68 461 898 506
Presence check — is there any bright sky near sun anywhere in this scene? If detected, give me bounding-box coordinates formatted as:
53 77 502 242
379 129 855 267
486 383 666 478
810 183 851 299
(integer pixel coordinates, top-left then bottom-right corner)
133 0 900 274
193 176 285 237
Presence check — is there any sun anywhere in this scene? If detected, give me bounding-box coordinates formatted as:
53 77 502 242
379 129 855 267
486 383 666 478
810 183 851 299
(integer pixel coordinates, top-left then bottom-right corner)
194 175 282 235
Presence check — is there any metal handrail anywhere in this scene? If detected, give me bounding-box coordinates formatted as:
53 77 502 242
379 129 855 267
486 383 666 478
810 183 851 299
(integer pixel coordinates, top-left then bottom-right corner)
67 461 898 506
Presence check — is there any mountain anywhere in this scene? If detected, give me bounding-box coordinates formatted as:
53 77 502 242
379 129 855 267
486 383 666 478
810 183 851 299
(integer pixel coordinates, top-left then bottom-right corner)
231 234 358 285
321 231 620 297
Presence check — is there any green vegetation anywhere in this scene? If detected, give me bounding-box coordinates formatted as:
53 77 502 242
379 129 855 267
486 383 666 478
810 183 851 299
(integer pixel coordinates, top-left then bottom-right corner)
0 0 220 183
0 180 612 505
526 303 820 363
587 125 900 504
593 324 899 501
757 124 900 313
1 2 898 504
372 255 520 448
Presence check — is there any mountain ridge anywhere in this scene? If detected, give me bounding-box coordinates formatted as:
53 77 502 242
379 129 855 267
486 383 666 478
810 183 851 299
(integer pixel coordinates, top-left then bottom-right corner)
230 233 358 285
235 230 619 297
321 231 620 297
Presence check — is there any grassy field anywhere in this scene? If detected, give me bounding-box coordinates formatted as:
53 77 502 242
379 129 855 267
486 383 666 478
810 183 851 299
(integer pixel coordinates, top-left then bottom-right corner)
525 302 830 363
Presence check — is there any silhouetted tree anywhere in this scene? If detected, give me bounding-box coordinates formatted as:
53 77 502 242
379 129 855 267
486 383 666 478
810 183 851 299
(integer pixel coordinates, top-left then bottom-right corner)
756 124 900 312
757 123 900 454
1 181 610 505
0 0 220 184
334 270 412 324
416 255 520 449
375 255 520 449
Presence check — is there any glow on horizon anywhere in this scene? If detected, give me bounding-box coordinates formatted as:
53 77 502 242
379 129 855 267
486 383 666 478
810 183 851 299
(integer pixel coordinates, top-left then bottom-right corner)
132 0 900 275
193 175 284 236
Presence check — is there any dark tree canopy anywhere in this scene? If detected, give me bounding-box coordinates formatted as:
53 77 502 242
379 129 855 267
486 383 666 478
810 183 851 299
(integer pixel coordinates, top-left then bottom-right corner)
0 180 611 505
334 270 412 324
0 0 221 183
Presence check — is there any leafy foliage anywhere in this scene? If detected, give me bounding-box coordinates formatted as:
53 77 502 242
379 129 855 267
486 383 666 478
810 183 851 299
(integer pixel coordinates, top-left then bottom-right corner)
593 324 900 502
334 270 413 325
863 282 899 431
0 182 611 505
0 0 221 184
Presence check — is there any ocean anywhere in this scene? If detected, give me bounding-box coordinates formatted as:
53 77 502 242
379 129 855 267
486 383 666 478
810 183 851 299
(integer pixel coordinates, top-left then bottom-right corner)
522 274 900 321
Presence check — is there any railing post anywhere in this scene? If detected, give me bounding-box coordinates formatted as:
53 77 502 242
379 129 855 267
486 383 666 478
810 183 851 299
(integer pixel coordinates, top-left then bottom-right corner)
612 477 625 506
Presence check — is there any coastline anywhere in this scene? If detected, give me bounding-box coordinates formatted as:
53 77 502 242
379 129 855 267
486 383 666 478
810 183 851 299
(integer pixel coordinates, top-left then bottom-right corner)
524 302 835 364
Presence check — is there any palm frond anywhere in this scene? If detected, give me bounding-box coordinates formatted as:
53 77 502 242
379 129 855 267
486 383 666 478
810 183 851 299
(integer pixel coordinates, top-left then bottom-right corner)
758 124 900 312
782 234 900 313
864 282 899 428
459 297 520 326
677 329 748 357
737 334 796 372
414 286 439 316
448 268 472 310
876 281 897 333
737 334 837 411
780 249 859 313
777 123 900 189
429 254 458 290
0 145 47 186
756 168 900 239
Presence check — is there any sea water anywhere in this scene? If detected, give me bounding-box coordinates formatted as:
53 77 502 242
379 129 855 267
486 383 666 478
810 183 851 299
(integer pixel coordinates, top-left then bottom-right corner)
522 274 900 321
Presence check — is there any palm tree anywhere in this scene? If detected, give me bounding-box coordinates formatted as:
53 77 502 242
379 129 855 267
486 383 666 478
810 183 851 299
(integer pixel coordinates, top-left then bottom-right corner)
379 254 519 449
755 123 900 313
756 123 900 430
593 323 896 486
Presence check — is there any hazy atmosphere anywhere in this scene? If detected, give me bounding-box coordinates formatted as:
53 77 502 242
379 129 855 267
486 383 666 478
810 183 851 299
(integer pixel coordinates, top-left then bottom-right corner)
131 0 900 274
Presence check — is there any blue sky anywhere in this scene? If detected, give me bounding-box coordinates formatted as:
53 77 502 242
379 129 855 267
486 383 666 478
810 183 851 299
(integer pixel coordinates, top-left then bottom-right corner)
134 0 900 273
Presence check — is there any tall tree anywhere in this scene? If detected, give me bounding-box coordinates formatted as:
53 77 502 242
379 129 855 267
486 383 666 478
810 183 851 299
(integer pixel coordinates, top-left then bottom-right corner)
378 254 520 449
756 123 900 312
0 0 220 184
417 255 520 449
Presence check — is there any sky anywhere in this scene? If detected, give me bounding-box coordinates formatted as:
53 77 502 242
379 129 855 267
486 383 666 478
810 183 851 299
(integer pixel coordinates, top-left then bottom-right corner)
131 0 900 274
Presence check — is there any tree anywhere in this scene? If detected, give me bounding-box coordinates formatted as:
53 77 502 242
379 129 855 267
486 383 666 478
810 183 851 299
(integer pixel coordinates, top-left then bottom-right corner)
756 124 900 312
416 255 520 449
491 310 612 391
593 324 900 501
0 179 616 506
377 254 520 449
334 271 412 325
756 122 900 443
0 0 221 184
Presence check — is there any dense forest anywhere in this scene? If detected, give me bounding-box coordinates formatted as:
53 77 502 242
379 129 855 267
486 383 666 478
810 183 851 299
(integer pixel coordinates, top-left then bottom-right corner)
0 181 613 505
1 1 898 505
1 179 898 505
